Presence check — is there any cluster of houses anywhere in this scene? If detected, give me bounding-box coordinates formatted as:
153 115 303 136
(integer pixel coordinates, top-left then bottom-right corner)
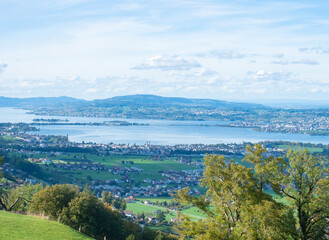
161 169 203 185
122 209 163 225
1 123 292 161
0 163 34 187
91 177 201 198
44 161 144 175
226 116 329 135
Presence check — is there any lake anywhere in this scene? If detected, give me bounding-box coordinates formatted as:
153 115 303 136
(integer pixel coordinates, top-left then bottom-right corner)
1 107 329 145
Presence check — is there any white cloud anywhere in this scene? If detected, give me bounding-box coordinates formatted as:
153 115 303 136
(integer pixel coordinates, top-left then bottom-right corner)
85 88 98 93
132 55 201 71
248 70 291 81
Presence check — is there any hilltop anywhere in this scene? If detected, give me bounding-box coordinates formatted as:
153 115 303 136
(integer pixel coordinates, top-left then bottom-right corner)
0 211 93 240
91 94 265 109
0 96 85 107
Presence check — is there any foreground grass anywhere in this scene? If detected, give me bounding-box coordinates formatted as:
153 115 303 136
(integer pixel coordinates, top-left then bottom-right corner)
0 211 93 240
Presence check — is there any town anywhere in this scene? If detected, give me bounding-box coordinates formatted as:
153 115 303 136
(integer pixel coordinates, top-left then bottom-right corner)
1 122 327 200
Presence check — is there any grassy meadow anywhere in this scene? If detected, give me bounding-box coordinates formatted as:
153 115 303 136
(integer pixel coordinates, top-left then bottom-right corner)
0 211 93 240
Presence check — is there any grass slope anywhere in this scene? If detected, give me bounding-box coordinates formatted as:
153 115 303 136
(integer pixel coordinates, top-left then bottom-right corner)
0 211 93 240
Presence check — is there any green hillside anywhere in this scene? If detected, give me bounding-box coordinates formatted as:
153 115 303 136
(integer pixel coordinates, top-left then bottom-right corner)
0 211 93 240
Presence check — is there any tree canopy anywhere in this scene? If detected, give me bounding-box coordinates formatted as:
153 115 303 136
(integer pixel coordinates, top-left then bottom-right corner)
175 144 328 240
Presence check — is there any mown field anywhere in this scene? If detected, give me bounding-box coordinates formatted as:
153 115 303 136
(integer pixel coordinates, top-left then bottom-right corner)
126 198 207 220
0 211 93 240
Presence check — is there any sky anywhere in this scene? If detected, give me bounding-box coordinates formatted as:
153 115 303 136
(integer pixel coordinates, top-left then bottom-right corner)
0 0 329 102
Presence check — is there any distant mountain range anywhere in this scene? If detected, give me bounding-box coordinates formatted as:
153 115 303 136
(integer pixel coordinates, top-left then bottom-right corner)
0 94 266 109
0 96 85 107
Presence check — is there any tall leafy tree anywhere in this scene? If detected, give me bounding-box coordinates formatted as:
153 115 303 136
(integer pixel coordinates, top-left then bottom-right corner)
175 153 287 240
175 145 328 240
276 150 329 240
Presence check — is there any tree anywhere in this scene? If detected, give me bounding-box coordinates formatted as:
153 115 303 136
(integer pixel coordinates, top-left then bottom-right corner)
155 231 164 240
62 189 124 240
30 184 79 218
102 190 126 210
244 144 286 194
126 235 135 240
175 150 288 240
156 211 165 222
123 221 142 240
175 145 329 240
102 191 114 204
0 157 41 211
276 150 329 240
2 184 43 211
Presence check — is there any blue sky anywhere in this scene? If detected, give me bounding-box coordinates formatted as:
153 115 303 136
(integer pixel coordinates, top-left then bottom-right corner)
0 0 329 102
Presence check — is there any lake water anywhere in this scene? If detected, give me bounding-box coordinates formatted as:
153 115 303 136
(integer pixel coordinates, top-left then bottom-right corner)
1 107 329 145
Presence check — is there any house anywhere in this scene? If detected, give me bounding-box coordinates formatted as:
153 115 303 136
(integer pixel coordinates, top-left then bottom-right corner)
123 210 134 218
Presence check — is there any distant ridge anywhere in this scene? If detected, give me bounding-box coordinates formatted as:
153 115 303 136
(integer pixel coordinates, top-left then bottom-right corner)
0 94 266 109
0 96 85 107
91 94 266 109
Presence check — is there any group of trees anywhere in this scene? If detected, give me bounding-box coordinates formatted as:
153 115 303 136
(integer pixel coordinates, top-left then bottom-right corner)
30 184 177 240
29 184 176 240
175 144 328 240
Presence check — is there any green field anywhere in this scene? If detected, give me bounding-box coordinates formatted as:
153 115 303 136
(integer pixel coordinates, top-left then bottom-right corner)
127 202 164 214
181 206 207 218
0 211 93 240
137 197 172 203
126 198 206 222
23 153 197 184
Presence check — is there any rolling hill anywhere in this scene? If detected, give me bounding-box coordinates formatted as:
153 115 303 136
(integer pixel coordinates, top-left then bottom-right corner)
0 211 93 240
0 96 85 107
91 94 266 109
